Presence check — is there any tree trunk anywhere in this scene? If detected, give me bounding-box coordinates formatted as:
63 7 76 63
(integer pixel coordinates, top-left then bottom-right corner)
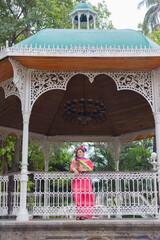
1 140 8 174
153 136 156 152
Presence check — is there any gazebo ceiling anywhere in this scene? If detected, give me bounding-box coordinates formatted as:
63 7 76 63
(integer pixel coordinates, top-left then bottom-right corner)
0 74 154 137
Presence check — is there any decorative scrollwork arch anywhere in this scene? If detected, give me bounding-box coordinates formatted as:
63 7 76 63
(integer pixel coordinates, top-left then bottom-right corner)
0 59 153 113
30 70 153 112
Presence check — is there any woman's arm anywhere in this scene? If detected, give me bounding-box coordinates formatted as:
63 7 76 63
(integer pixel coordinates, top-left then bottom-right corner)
70 161 76 171
70 160 79 175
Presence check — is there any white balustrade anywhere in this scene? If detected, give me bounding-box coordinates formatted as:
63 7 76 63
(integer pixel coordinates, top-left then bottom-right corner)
0 175 8 215
1 171 158 218
11 174 21 215
32 171 158 218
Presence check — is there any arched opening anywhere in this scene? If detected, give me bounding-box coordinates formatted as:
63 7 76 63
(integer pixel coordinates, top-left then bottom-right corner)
29 73 154 137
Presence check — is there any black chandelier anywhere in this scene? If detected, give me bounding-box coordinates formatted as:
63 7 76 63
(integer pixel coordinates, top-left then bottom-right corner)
63 80 107 126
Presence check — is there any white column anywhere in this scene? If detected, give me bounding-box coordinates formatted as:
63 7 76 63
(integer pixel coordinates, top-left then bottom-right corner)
43 144 50 172
113 138 122 218
41 138 50 218
72 17 74 29
152 68 160 218
78 12 80 29
93 16 96 29
87 13 89 29
17 70 31 221
16 111 30 221
154 112 160 216
114 138 121 171
154 113 160 165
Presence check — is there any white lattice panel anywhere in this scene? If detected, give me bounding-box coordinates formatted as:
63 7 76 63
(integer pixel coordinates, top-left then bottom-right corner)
0 175 8 216
32 172 158 218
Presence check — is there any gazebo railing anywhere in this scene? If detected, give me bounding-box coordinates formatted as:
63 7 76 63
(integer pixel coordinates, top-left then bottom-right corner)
10 171 159 218
0 175 8 216
0 171 159 218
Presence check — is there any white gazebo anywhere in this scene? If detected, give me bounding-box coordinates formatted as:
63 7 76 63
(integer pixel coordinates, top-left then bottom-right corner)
0 0 160 223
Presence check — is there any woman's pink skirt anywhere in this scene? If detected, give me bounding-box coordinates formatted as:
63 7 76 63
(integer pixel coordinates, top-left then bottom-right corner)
72 173 94 219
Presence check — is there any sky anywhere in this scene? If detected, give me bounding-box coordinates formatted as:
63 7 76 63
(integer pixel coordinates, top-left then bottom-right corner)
89 0 147 30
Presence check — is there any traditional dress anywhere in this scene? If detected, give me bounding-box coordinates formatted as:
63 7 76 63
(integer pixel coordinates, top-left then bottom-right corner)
70 158 94 219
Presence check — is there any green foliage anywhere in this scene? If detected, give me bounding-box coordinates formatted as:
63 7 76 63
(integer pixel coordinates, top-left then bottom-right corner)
0 0 76 46
0 138 154 174
28 144 45 171
138 0 160 36
0 137 16 172
0 0 114 46
49 146 74 171
148 30 160 45
93 0 114 29
89 144 115 171
119 138 153 171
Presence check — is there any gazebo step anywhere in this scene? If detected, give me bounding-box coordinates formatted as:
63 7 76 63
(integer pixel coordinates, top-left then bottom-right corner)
0 219 160 240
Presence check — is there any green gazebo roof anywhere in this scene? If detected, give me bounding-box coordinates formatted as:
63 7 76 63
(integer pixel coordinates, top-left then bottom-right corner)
16 28 160 50
74 2 93 11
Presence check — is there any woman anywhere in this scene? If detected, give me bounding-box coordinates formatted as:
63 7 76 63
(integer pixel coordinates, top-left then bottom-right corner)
70 145 94 220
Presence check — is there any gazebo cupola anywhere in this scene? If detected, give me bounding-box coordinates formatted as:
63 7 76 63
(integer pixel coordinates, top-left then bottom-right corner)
69 0 98 29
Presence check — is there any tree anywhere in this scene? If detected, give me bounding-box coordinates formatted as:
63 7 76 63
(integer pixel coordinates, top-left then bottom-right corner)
89 144 115 171
0 0 77 46
138 0 160 32
147 30 160 44
49 145 74 171
93 0 114 29
0 0 114 47
0 136 17 173
88 139 153 172
119 138 153 171
28 144 45 171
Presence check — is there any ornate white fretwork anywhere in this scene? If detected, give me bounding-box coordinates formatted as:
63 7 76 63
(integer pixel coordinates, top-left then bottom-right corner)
1 44 160 60
152 68 160 112
107 72 153 109
29 70 153 111
0 58 153 111
25 171 159 217
8 58 27 107
0 125 154 146
8 171 158 218
30 70 75 109
0 78 20 100
0 175 8 216
0 59 154 124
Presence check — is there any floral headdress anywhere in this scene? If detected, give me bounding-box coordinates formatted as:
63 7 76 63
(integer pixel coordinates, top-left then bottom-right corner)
74 145 87 153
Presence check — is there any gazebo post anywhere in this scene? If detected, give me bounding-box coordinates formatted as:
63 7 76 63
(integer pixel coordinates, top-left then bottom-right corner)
114 138 121 171
154 112 160 218
87 12 89 30
78 12 80 29
72 18 74 29
114 138 122 218
16 111 30 221
41 138 50 219
152 68 160 218
16 71 31 222
93 16 96 29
